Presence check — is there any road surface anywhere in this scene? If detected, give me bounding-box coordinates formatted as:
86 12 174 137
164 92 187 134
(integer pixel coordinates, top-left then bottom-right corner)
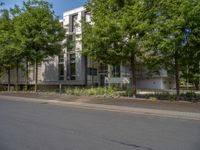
0 97 200 150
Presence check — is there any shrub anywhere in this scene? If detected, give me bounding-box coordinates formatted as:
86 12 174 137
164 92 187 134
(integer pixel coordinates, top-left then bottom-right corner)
0 85 6 91
64 87 200 102
64 87 117 96
137 92 175 101
183 92 200 102
137 92 200 102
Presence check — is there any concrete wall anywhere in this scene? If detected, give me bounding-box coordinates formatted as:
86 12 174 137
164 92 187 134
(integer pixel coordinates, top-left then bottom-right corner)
1 68 24 85
41 57 59 82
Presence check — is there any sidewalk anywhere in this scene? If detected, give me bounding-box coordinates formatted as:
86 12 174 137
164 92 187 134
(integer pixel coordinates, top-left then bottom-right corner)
0 92 200 120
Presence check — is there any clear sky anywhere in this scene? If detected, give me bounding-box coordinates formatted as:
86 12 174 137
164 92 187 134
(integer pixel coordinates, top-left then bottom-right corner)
1 0 87 18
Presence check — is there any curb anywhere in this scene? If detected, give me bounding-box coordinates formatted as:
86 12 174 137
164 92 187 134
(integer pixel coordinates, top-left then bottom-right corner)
1 95 200 121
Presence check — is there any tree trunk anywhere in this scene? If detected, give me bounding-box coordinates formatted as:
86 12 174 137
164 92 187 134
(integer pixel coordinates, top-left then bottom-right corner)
130 55 137 97
15 61 19 91
7 68 10 92
92 61 94 87
194 81 199 90
175 50 180 100
34 59 38 92
25 58 29 91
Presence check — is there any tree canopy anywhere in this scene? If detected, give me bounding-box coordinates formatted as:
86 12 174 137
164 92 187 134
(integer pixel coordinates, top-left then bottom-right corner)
83 0 157 96
0 0 66 91
83 0 200 99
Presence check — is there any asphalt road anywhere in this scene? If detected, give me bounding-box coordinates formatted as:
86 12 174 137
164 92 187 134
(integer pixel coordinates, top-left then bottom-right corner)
0 98 200 150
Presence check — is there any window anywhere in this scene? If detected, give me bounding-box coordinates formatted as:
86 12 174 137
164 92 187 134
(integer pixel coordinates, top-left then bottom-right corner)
70 63 76 80
58 53 64 81
99 64 108 74
67 34 73 41
112 66 121 77
59 64 64 81
67 34 75 51
70 54 76 80
88 68 97 76
72 14 78 33
122 65 130 77
58 53 64 63
70 53 76 63
67 53 76 80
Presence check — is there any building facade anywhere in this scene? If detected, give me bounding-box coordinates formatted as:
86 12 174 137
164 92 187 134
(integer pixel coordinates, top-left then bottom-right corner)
0 7 175 90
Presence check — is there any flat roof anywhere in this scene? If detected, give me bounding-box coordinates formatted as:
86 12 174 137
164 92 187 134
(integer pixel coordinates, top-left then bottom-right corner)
63 6 85 17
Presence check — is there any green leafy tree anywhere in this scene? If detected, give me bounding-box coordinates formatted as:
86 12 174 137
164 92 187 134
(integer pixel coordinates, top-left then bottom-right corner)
83 0 156 96
181 0 200 90
14 0 65 92
0 9 17 91
10 6 23 91
147 0 200 100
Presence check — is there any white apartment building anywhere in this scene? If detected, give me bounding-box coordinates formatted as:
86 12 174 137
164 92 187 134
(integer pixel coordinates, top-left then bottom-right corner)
0 6 175 90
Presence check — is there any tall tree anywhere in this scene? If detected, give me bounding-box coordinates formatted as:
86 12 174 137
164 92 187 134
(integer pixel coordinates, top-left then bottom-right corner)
189 0 200 90
148 0 200 100
83 0 156 96
181 0 200 90
10 6 23 91
0 9 17 91
14 0 65 92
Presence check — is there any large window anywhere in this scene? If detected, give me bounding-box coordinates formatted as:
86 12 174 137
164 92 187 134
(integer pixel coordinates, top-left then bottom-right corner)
122 65 130 77
58 53 64 63
88 68 97 76
112 65 121 77
58 64 64 80
70 54 76 80
67 53 76 80
99 64 108 74
72 14 78 33
67 34 75 51
58 53 64 80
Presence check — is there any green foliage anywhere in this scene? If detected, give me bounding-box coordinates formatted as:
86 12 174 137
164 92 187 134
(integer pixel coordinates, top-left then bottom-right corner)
148 0 199 64
137 92 175 101
185 92 199 102
64 87 117 96
0 9 17 72
83 0 157 95
0 0 66 92
137 92 200 102
13 0 66 91
14 0 65 63
83 0 154 64
141 0 200 99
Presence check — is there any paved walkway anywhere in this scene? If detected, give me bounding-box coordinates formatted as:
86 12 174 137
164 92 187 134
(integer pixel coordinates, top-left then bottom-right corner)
1 92 200 112
0 92 200 120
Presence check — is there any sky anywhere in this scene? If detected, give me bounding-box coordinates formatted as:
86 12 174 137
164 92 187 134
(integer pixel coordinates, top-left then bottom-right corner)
1 0 87 18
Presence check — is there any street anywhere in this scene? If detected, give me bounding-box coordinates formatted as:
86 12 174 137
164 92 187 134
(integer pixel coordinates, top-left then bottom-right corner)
0 97 200 150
